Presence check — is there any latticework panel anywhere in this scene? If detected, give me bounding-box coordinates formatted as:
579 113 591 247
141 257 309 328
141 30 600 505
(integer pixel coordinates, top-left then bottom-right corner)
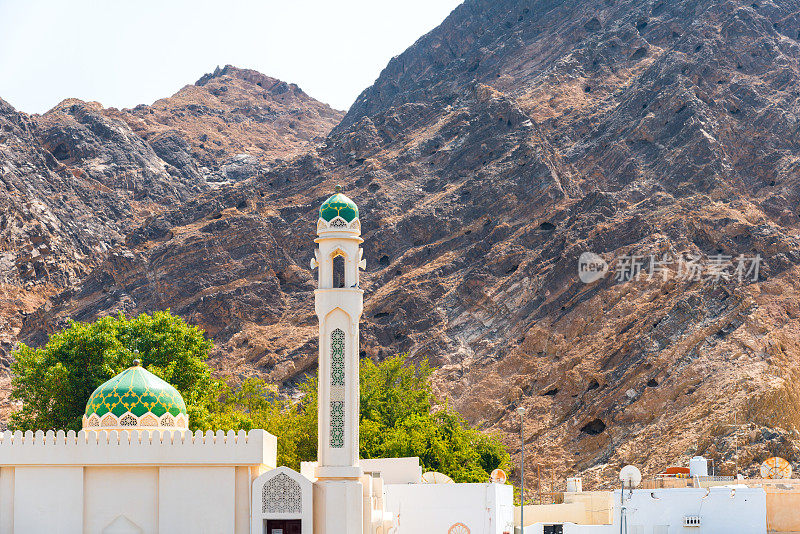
330 401 345 448
262 473 302 514
140 413 158 426
119 414 137 426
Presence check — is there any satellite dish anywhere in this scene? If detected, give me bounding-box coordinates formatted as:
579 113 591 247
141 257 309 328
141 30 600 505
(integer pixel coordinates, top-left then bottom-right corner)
422 471 455 484
491 468 508 484
760 457 793 479
619 465 642 489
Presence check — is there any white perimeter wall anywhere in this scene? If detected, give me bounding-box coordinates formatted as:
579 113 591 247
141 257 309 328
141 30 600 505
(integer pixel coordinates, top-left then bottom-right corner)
14 466 83 533
0 429 272 533
0 465 256 534
0 467 14 533
84 467 157 534
523 486 767 534
159 466 236 533
385 483 514 534
617 486 766 534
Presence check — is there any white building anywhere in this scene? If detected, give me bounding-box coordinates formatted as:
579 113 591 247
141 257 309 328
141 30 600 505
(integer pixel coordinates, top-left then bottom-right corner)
523 485 767 534
0 187 514 534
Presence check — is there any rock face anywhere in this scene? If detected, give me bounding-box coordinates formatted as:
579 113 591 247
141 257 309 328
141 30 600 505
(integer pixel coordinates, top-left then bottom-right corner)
114 65 344 182
0 70 342 422
8 0 800 487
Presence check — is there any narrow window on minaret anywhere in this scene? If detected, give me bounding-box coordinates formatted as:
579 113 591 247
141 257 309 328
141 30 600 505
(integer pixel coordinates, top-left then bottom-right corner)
333 254 346 288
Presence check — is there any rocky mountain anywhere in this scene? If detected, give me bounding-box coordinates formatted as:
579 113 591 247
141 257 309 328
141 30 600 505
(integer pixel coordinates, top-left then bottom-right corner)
112 65 344 184
8 0 800 488
0 69 342 421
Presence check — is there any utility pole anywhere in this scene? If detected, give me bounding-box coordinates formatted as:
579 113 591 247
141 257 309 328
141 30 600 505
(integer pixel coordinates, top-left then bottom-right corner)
517 406 526 534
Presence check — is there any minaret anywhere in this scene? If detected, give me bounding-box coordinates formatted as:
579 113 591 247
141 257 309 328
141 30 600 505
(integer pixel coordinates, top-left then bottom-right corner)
311 185 366 534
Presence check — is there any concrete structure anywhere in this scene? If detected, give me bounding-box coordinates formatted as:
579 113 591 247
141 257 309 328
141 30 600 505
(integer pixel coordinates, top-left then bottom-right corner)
762 481 800 533
303 457 513 534
641 474 800 532
385 482 514 534
0 428 275 534
521 485 767 534
689 456 709 478
613 485 767 534
515 491 613 527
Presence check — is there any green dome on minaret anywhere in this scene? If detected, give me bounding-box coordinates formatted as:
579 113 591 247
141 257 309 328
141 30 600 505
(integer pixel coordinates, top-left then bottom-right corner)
83 360 188 430
319 185 359 223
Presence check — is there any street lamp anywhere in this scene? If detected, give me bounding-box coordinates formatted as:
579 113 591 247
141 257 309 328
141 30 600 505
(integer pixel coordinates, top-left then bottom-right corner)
517 406 526 534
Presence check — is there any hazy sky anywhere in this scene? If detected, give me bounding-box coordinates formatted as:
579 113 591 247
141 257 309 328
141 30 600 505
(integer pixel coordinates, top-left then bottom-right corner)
0 0 463 114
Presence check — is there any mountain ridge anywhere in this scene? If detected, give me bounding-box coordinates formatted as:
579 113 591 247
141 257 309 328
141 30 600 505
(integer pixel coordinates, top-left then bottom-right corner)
6 0 800 487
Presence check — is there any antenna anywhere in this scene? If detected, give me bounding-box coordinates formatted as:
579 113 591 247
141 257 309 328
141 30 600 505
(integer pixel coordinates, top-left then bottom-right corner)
490 469 507 485
619 465 642 489
421 472 454 484
760 457 792 479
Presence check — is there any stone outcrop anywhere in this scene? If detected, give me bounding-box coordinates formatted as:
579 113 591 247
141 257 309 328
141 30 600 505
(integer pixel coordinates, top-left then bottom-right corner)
115 65 344 178
7 0 800 487
0 71 342 423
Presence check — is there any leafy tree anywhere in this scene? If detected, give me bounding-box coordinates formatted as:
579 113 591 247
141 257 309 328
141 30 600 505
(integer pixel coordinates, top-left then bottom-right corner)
358 354 510 482
204 377 317 469
215 354 510 482
9 310 214 432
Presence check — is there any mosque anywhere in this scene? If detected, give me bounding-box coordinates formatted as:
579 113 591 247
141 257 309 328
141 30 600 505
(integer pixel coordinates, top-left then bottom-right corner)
0 189 514 534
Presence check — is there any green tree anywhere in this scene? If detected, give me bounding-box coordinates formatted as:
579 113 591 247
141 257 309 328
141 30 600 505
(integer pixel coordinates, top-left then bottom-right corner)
203 377 318 469
215 354 510 482
9 310 214 432
358 354 510 482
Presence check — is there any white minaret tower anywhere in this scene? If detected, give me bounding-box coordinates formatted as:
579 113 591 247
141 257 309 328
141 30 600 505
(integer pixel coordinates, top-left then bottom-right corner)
311 185 366 534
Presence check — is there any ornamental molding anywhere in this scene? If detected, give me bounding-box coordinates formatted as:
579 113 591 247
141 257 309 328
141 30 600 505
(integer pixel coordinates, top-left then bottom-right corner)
317 216 360 234
83 411 188 431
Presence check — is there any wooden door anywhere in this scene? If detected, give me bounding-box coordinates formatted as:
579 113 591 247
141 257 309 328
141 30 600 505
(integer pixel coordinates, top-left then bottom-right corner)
265 519 301 534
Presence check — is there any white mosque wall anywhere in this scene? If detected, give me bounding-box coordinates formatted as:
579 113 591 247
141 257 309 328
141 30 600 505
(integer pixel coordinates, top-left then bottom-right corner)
0 429 276 534
160 466 237 532
314 479 365 534
0 428 276 466
84 467 158 534
385 482 514 534
0 467 13 533
13 466 83 533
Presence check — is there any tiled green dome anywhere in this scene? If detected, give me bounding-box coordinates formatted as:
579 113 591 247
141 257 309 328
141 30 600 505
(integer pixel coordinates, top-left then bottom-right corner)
320 187 358 223
85 363 187 420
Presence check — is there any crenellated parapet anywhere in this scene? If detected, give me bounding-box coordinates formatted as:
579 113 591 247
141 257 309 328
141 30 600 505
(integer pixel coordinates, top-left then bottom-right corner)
0 428 276 467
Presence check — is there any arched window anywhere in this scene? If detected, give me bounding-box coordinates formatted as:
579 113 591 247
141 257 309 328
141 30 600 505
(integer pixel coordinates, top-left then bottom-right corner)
332 254 345 288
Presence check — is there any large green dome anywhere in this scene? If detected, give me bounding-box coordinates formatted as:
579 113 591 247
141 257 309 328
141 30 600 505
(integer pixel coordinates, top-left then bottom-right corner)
83 362 188 430
319 188 359 223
